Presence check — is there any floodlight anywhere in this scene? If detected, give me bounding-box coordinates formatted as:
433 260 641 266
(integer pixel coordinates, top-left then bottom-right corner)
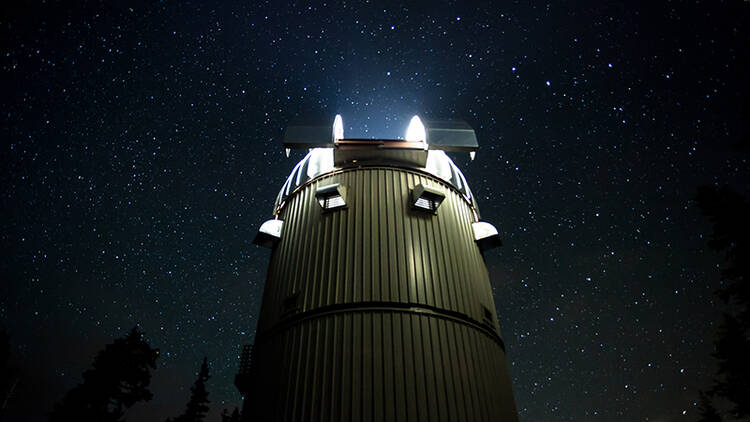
472 221 502 251
315 183 347 210
254 219 284 248
411 183 445 214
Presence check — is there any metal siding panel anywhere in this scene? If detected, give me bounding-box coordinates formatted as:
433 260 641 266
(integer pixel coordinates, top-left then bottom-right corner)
382 312 396 421
429 315 449 420
290 187 309 307
383 171 397 302
344 176 355 304
393 171 409 303
362 312 373 422
378 170 390 303
351 312 362 421
468 324 490 422
459 320 479 422
373 312 384 422
335 200 347 304
454 322 470 421
401 313 418 421
304 199 322 312
298 318 314 422
424 191 442 310
411 174 428 305
443 318 458 420
457 195 483 321
340 313 352 421
420 174 440 308
369 172 380 303
313 212 324 311
305 317 321 422
290 321 308 422
417 201 435 307
353 171 363 303
420 315 439 421
447 189 472 317
282 324 298 422
321 210 335 308
362 171 372 303
391 310 407 422
411 313 428 422
317 316 331 422
434 194 458 313
330 315 343 421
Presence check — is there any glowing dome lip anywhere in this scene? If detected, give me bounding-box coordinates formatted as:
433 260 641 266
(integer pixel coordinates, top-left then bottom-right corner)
332 114 344 142
405 115 426 143
274 148 475 214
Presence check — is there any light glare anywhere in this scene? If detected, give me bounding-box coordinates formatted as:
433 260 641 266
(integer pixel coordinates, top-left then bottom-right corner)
333 114 344 141
405 115 426 143
325 195 346 209
414 197 433 210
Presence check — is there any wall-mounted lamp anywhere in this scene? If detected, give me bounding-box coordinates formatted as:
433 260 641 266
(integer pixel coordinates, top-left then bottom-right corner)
315 183 347 210
411 183 445 214
254 219 284 248
472 221 502 251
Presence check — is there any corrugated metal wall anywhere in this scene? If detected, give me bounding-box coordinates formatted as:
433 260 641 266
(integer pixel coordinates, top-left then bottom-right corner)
248 166 517 422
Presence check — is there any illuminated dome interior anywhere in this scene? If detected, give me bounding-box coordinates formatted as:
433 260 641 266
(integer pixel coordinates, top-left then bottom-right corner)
274 148 474 212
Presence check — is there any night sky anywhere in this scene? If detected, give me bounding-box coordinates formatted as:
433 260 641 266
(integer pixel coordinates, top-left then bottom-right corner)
2 1 749 421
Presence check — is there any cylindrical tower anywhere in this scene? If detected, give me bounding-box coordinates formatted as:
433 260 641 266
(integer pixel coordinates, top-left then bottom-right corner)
237 116 517 422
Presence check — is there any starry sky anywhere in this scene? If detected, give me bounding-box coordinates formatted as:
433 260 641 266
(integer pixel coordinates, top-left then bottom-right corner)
1 1 749 421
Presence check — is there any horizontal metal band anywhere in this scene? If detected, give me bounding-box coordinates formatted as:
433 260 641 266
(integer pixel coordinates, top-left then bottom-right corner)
256 300 506 352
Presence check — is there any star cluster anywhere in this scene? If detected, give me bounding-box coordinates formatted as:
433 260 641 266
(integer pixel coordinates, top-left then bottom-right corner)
1 1 748 421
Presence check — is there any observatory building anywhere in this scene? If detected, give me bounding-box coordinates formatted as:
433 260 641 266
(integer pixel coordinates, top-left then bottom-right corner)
235 115 518 421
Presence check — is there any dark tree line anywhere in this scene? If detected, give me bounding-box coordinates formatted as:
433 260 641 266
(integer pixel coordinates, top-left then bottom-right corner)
49 327 159 422
167 357 211 422
0 329 19 421
37 327 243 422
695 186 750 422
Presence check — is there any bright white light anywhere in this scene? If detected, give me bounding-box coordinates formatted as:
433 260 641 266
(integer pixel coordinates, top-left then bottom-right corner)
333 114 344 141
306 148 334 180
414 197 433 210
324 195 346 209
405 115 426 143
472 222 499 241
425 150 453 182
259 219 284 239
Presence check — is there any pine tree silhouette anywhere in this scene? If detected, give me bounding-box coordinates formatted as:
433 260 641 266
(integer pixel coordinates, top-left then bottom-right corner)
695 185 750 419
49 327 159 422
1 329 19 421
168 357 211 422
220 407 241 422
697 390 722 422
695 186 750 317
712 313 750 417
